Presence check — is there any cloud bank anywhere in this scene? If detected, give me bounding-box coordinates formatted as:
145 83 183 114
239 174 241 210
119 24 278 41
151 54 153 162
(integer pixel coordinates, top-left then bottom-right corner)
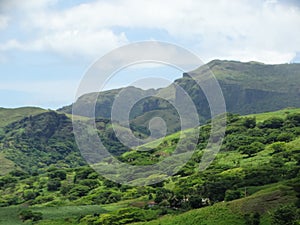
0 0 299 63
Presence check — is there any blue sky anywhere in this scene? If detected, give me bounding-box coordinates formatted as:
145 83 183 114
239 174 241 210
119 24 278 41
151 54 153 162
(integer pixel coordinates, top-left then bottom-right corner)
0 0 300 109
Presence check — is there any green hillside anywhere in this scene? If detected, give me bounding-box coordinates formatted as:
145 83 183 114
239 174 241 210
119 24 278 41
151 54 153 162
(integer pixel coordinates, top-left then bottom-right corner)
0 110 150 174
0 108 299 224
0 107 47 175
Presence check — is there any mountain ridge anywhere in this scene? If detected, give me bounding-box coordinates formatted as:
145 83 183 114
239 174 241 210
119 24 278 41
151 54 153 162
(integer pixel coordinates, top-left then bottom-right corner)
59 60 300 123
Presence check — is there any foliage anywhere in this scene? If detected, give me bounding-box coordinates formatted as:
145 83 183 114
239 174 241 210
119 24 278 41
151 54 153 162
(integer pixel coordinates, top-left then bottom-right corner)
0 108 299 224
19 209 43 222
271 204 298 225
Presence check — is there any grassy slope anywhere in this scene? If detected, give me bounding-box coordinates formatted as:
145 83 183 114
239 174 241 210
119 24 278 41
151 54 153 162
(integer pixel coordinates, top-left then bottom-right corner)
205 60 300 92
244 107 300 122
0 204 121 225
0 107 46 128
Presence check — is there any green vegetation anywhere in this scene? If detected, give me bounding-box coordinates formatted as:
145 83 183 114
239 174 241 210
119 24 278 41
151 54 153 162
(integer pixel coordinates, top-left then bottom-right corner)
0 107 299 224
132 182 297 225
244 107 300 122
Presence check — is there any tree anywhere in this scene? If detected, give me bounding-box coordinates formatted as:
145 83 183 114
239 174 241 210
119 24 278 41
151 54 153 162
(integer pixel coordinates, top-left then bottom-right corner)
239 142 264 157
270 142 286 154
287 113 300 126
23 190 38 201
49 170 67 180
47 179 61 191
189 194 203 209
271 204 298 225
225 189 242 201
68 185 90 199
259 117 284 129
277 132 294 142
243 117 256 128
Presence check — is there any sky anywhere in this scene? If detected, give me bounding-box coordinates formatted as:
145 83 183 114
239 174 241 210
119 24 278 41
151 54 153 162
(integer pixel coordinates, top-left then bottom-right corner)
0 0 300 109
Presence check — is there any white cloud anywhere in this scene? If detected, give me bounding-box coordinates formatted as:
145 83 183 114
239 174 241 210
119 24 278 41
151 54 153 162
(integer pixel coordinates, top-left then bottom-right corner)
1 0 300 63
0 39 23 51
0 0 57 12
25 30 126 57
0 30 128 59
0 15 9 30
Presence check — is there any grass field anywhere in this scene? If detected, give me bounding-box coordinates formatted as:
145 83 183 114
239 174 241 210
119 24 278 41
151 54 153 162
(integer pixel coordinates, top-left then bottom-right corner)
0 203 126 225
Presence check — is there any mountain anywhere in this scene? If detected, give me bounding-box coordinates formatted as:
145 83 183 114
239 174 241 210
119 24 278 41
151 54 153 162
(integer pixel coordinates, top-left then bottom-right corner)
59 60 300 134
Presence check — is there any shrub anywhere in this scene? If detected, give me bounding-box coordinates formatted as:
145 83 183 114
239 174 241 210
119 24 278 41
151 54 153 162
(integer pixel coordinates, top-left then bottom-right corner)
270 142 286 153
68 185 90 200
19 210 43 222
287 113 300 126
242 117 256 128
48 170 67 180
225 189 242 201
277 132 294 142
259 117 284 129
23 190 39 201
